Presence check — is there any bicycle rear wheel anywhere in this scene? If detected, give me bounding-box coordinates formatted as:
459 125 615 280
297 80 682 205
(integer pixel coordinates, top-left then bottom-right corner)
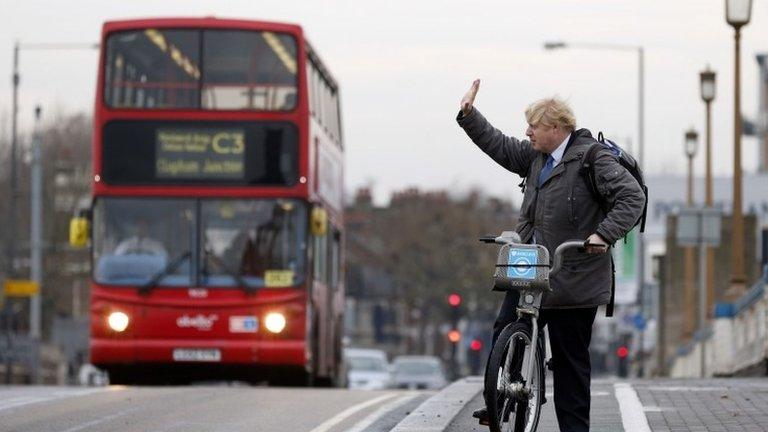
484 321 544 432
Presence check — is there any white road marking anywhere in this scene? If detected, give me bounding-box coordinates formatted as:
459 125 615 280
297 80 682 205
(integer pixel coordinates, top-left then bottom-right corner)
59 407 140 432
346 393 419 432
646 386 727 392
309 393 397 432
0 388 108 412
614 382 651 432
0 397 48 411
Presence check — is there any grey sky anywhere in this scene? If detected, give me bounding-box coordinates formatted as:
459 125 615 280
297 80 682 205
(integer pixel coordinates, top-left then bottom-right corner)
2 0 767 205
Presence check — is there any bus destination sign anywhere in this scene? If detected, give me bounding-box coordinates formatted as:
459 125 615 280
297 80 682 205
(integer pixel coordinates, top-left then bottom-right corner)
156 129 246 180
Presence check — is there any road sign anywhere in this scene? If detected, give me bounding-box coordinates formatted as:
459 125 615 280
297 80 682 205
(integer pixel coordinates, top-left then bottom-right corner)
4 279 39 297
633 313 647 331
676 207 722 246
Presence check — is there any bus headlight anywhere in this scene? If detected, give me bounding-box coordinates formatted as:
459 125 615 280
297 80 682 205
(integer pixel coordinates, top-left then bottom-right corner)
264 312 286 334
107 311 130 332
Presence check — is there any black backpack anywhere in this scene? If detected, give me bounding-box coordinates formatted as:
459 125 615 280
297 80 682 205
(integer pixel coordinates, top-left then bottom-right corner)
579 132 648 317
579 132 648 233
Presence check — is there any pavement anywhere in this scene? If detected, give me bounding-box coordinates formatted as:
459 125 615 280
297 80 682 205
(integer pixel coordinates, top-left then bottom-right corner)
395 376 768 432
634 379 768 432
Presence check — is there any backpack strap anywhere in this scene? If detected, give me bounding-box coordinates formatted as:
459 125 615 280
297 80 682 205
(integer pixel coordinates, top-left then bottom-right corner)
639 184 649 233
606 253 616 317
579 143 609 215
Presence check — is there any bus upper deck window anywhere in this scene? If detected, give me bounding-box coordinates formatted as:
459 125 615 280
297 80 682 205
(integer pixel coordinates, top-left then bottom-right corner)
201 30 298 111
104 29 201 109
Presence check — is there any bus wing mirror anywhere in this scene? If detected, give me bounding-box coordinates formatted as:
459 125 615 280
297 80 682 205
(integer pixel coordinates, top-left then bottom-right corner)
311 207 327 237
69 216 90 248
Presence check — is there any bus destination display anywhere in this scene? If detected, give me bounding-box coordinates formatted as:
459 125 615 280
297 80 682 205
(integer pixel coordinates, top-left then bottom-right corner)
156 129 246 180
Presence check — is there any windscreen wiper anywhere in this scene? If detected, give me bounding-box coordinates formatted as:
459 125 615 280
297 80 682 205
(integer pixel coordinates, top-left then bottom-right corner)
203 247 256 295
139 251 192 296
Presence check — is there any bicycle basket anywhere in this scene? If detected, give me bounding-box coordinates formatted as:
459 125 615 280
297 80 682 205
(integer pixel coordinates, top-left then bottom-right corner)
493 243 550 292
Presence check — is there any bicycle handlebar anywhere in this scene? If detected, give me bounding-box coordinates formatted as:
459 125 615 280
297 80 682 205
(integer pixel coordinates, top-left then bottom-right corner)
479 234 607 277
550 240 589 276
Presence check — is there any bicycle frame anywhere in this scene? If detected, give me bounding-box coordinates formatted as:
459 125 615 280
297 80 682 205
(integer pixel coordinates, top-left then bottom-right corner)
485 231 588 401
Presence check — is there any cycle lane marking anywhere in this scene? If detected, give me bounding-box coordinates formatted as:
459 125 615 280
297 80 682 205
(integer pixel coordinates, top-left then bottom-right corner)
309 393 398 432
614 382 651 432
345 393 420 432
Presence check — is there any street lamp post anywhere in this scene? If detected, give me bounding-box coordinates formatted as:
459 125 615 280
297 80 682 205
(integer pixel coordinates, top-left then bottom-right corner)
544 40 646 374
8 41 99 339
684 130 699 338
725 0 752 293
699 67 716 315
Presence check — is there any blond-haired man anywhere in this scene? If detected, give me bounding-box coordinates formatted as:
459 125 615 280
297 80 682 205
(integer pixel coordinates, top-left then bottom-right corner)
457 80 644 432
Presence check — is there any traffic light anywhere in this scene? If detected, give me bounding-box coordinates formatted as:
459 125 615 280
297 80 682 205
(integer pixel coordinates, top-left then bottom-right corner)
617 345 629 378
448 293 462 307
468 338 484 375
447 293 462 325
616 346 629 358
446 293 463 377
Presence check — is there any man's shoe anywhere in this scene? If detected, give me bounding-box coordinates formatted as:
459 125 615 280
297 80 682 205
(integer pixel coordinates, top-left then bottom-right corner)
472 407 490 426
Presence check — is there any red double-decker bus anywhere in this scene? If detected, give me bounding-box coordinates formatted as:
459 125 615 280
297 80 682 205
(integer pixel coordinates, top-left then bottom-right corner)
80 17 344 385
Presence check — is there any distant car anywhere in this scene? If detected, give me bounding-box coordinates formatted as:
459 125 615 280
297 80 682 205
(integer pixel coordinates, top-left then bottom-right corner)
344 348 392 390
392 355 448 390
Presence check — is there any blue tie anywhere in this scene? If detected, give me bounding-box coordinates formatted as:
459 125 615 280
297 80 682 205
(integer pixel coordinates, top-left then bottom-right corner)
538 155 555 187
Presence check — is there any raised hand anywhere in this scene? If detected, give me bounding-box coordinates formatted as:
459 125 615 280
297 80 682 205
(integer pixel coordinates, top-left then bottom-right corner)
461 79 480 116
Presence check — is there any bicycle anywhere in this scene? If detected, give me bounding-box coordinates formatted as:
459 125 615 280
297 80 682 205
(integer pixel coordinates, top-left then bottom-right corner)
478 231 601 432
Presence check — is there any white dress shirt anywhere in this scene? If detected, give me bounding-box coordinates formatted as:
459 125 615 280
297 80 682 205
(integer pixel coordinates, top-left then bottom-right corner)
549 133 571 166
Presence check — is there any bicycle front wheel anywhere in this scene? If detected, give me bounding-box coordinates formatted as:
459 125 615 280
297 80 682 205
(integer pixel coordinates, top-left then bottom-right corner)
484 321 544 432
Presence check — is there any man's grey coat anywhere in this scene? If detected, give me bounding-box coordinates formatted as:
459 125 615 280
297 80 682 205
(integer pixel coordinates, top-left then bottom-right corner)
458 109 646 309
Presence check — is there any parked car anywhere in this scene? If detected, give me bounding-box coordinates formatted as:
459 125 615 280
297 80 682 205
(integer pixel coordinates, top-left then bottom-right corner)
392 355 448 390
344 348 392 390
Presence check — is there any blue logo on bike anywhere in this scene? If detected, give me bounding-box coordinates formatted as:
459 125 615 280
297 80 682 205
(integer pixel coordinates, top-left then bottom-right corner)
507 248 537 280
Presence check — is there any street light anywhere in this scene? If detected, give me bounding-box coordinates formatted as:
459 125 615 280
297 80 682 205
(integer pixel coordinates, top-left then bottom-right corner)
685 129 699 205
699 67 717 317
725 0 752 292
8 41 99 340
726 0 753 26
684 129 698 339
700 68 717 104
544 39 646 375
685 129 699 160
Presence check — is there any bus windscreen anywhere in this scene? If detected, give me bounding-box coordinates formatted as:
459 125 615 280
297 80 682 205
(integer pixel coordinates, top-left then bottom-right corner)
102 120 298 186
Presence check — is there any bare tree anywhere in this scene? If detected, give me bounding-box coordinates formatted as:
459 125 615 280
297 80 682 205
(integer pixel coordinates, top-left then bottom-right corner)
346 187 517 353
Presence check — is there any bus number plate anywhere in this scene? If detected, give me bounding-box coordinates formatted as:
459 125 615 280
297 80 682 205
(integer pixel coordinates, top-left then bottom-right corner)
172 349 221 362
265 270 294 287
